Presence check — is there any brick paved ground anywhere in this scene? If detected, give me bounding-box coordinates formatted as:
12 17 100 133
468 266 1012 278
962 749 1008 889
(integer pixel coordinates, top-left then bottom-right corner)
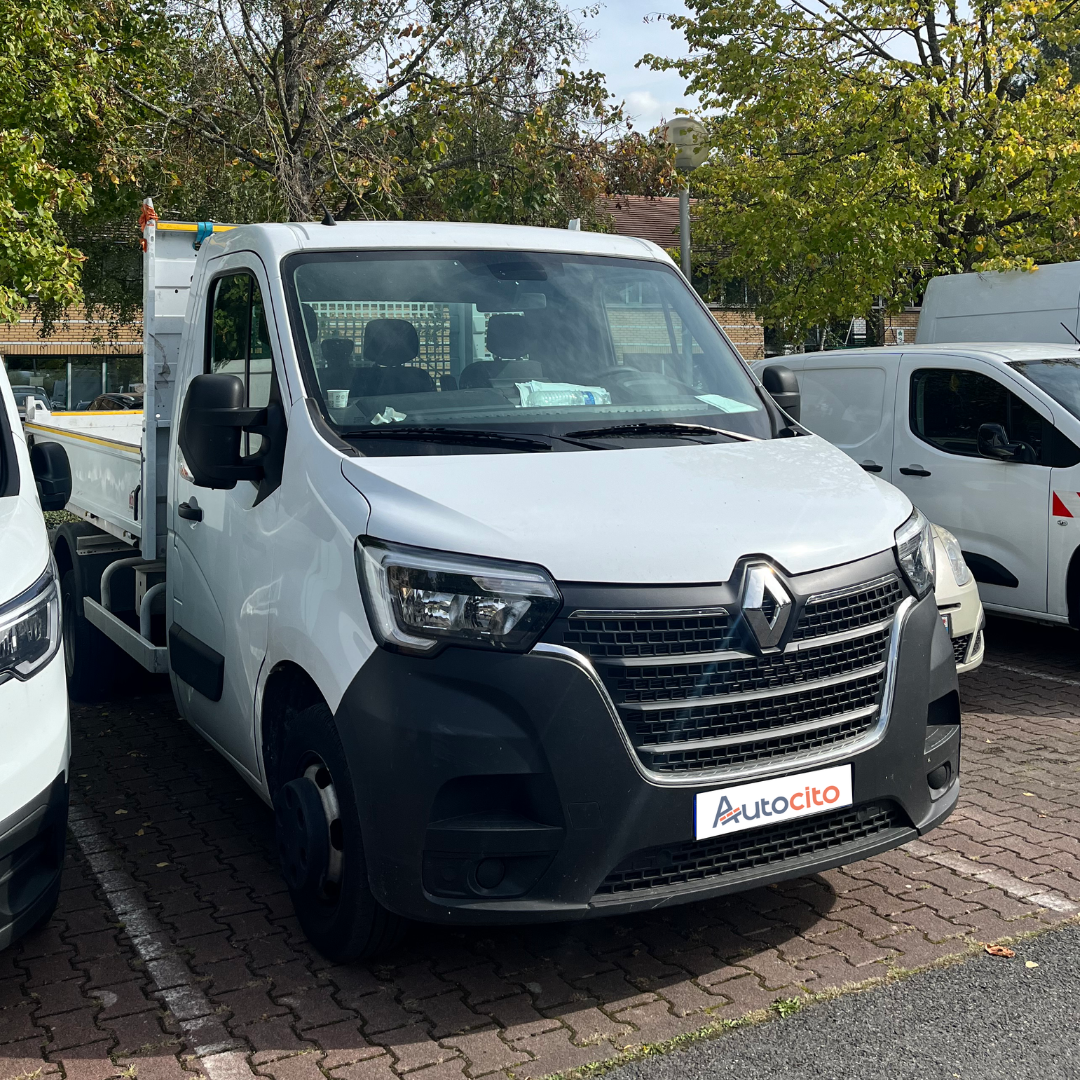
3 615 1080 1080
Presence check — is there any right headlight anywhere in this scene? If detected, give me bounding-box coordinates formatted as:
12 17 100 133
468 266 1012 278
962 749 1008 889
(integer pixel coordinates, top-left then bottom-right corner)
355 538 562 655
894 508 936 599
0 561 62 686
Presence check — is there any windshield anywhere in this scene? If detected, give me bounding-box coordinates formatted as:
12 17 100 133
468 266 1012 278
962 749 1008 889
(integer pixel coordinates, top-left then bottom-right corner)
1009 357 1080 420
285 250 771 453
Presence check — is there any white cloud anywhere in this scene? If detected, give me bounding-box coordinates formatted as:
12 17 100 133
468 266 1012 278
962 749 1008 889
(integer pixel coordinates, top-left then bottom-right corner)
580 1 701 131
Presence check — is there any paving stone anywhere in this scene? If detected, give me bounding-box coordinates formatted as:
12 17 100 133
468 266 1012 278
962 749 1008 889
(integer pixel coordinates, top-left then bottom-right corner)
441 1029 528 1077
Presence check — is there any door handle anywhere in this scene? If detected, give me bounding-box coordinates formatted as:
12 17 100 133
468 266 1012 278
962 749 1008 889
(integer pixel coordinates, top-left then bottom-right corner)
178 499 203 522
860 461 883 473
899 465 931 477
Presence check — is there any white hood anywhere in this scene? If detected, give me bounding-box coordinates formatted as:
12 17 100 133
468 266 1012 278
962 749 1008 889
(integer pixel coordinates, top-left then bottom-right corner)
341 435 911 584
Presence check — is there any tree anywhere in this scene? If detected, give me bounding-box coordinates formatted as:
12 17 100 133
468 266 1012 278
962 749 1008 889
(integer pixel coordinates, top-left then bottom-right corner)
0 0 166 321
131 0 627 225
646 0 1080 333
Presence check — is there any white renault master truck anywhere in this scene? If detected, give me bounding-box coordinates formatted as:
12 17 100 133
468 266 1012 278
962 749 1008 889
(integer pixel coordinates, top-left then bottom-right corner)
28 217 959 961
0 365 69 949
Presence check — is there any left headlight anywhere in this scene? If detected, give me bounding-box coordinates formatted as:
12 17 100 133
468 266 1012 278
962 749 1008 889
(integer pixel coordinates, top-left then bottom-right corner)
936 527 972 588
0 560 62 686
355 538 562 655
894 508 936 599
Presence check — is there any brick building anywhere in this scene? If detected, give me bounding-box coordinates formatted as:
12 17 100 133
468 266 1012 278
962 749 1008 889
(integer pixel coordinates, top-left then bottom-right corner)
0 307 142 408
599 195 765 360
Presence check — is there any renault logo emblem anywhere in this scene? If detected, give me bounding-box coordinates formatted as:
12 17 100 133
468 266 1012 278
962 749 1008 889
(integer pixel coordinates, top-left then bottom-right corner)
741 564 792 650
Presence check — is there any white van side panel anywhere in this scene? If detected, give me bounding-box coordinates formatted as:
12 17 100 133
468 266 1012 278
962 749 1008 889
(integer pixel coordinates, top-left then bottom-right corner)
920 263 1080 346
798 359 899 475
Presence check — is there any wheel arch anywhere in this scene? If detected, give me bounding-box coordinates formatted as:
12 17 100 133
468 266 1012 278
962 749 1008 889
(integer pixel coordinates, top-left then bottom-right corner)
260 661 327 796
1067 543 1080 629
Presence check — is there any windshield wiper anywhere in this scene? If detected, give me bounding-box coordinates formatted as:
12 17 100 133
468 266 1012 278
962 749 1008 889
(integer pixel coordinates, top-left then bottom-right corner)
565 422 756 442
342 426 556 452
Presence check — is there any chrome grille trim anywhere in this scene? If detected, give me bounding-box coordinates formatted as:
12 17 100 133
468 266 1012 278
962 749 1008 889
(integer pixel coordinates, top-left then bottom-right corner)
625 663 887 712
531 593 916 787
634 704 880 754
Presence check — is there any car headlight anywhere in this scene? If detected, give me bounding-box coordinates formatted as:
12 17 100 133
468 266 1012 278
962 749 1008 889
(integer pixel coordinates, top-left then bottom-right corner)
0 561 62 686
936 527 971 588
355 538 562 655
894 508 936 599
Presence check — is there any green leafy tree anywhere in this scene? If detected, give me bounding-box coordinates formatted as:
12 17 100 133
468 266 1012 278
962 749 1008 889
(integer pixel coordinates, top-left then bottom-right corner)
647 0 1080 333
0 0 166 321
131 0 629 225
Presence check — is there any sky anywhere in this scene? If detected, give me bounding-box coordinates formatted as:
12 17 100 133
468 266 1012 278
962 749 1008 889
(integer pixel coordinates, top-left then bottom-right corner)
578 1 700 132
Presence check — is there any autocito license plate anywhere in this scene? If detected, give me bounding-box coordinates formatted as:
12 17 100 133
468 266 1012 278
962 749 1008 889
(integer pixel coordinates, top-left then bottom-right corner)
694 764 853 841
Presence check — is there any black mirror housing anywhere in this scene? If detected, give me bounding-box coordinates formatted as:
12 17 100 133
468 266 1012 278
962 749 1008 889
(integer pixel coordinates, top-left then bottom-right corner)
761 365 801 422
29 440 71 511
977 422 1035 463
178 374 263 489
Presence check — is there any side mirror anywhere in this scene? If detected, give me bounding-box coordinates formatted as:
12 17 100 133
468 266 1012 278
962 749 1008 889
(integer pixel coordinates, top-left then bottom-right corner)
30 441 71 511
178 374 264 489
977 422 1035 463
761 365 801 422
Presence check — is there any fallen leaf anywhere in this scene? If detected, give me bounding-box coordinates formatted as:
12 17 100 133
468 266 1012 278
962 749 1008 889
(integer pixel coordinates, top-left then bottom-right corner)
985 944 1015 958
1023 792 1036 797
1025 961 1039 968
156 862 170 868
135 829 145 836
114 809 128 815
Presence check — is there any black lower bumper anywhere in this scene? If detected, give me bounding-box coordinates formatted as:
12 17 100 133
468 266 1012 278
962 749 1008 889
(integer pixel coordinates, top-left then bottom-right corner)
0 773 68 950
336 591 958 924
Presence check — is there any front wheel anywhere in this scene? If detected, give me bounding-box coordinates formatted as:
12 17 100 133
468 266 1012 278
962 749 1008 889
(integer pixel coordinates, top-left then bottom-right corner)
61 569 119 702
273 702 405 962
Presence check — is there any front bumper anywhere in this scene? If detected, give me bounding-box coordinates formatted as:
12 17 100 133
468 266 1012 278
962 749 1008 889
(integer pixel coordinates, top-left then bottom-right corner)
0 772 68 949
336 586 959 924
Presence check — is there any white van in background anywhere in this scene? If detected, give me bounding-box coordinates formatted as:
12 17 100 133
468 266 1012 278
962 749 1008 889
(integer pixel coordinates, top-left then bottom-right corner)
0 365 70 950
919 262 1080 347
754 344 1080 630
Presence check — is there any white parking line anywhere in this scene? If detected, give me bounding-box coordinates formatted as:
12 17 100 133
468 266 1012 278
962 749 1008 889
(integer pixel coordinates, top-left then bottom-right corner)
904 839 1079 914
68 795 241 1064
982 660 1080 689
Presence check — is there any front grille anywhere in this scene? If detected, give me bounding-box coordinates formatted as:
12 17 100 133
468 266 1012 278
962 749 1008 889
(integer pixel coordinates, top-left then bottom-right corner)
564 572 905 778
564 609 731 659
792 577 905 641
615 628 890 704
596 802 908 895
952 634 972 664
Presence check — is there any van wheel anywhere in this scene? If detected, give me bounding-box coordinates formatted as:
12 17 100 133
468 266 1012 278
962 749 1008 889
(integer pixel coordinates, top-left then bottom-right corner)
61 570 117 702
273 702 405 962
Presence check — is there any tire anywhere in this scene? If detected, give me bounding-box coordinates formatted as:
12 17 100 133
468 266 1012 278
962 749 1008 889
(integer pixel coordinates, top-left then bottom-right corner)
61 569 120 702
273 702 405 962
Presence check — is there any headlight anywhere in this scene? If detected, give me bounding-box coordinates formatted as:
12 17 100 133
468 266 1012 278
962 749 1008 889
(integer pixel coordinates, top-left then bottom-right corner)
894 508 936 599
0 561 62 686
355 538 562 655
936 527 971 588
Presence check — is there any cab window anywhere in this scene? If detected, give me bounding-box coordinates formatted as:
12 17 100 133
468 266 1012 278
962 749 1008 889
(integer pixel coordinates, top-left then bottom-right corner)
208 273 275 452
910 369 1045 461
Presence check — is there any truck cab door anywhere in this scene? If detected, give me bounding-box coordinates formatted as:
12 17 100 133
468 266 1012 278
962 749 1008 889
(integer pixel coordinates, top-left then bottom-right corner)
891 355 1050 616
169 258 284 779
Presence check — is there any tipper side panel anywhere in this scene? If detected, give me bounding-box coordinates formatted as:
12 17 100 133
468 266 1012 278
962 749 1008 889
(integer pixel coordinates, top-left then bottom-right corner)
142 223 199 559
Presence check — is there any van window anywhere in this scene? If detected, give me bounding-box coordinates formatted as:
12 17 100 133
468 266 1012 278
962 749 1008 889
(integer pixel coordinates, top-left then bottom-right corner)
800 367 885 448
910 369 1044 460
207 273 275 452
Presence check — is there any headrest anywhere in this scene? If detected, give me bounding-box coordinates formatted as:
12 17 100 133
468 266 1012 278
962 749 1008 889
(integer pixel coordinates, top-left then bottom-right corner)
321 337 354 363
362 319 420 366
486 314 529 359
302 305 320 341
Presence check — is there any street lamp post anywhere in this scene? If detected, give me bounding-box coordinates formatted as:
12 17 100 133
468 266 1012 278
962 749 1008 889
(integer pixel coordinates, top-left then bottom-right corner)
662 117 708 280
